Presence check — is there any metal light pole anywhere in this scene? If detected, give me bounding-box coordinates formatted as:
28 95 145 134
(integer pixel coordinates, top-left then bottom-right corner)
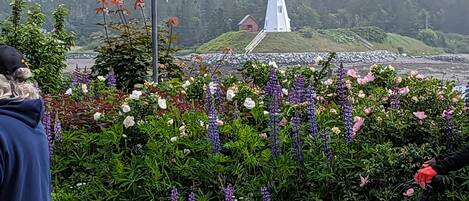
151 0 158 83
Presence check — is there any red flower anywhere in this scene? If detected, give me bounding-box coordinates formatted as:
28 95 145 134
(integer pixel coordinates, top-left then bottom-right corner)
134 0 145 9
111 0 124 5
166 16 179 27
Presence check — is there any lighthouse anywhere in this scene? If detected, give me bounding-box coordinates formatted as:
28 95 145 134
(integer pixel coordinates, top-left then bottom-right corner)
264 0 291 32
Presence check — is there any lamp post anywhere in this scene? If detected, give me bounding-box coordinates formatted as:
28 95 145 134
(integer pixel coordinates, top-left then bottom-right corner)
151 0 158 83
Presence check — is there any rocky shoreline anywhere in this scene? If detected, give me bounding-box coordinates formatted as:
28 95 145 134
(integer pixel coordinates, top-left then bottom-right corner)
66 51 469 66
182 51 469 66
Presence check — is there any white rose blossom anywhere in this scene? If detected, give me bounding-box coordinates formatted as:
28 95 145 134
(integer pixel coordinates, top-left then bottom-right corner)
123 116 135 128
93 112 102 121
121 104 131 113
129 90 143 100
243 98 256 110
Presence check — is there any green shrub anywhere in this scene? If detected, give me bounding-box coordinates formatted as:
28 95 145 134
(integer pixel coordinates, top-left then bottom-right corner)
350 26 388 43
299 26 315 38
0 0 75 93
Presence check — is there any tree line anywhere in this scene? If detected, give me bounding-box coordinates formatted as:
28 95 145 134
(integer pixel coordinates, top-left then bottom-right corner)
1 0 469 47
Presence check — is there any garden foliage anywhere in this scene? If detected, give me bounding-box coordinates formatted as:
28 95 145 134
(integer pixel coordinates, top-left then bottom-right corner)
0 0 75 93
50 58 469 200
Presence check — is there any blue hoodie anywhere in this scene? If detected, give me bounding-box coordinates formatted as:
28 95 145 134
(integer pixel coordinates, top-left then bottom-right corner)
0 99 51 201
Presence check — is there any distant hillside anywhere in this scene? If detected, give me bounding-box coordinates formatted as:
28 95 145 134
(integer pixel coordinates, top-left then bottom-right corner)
196 29 444 55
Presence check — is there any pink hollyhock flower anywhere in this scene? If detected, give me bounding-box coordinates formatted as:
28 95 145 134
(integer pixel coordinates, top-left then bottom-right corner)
403 188 414 197
364 107 373 115
399 87 410 95
347 69 358 78
359 175 369 188
352 116 365 137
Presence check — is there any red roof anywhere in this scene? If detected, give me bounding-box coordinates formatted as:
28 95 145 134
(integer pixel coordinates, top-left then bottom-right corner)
238 15 257 25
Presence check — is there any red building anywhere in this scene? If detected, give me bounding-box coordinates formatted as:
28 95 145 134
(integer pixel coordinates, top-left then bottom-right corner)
238 15 259 32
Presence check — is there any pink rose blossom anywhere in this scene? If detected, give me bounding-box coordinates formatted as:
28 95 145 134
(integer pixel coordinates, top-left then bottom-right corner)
364 72 375 82
347 69 358 78
403 188 414 197
413 112 427 120
323 79 334 86
364 107 373 115
399 86 410 95
352 116 365 137
452 95 460 103
415 74 425 79
359 175 369 188
259 133 268 140
437 94 444 100
409 70 418 77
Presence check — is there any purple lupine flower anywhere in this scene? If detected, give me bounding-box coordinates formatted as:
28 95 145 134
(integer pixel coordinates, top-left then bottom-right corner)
170 187 179 201
389 86 400 109
336 63 354 143
465 82 469 110
291 115 304 164
342 103 354 143
188 192 196 201
306 85 319 140
321 130 333 160
265 68 283 157
82 66 90 85
106 71 117 87
211 76 224 113
442 107 456 152
289 75 305 105
336 63 348 106
205 87 220 154
265 68 283 99
260 186 271 201
71 65 80 86
42 111 53 158
224 184 234 201
54 117 62 142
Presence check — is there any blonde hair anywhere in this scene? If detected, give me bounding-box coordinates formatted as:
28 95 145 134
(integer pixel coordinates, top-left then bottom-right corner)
0 68 39 100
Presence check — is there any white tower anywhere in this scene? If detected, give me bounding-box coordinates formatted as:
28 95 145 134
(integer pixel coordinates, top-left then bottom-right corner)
264 0 291 32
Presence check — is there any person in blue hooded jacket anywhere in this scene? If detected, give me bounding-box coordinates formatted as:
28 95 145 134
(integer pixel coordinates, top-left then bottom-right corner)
0 44 51 201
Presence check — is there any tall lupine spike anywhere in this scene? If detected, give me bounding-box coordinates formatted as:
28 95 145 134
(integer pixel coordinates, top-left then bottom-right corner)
336 63 348 106
336 63 354 143
306 85 319 140
224 184 234 201
390 86 401 109
442 107 457 152
205 87 221 154
289 75 305 105
211 76 224 113
260 186 272 201
82 66 90 84
42 111 53 158
265 68 283 157
71 65 80 86
465 82 469 111
188 191 196 201
106 71 117 87
170 187 179 201
54 114 62 142
321 130 333 160
291 115 304 164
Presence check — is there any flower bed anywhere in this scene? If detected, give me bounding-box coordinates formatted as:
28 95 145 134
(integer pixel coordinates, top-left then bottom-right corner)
50 61 469 201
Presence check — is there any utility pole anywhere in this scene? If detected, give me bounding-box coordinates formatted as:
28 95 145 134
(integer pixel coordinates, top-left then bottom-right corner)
151 0 158 83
